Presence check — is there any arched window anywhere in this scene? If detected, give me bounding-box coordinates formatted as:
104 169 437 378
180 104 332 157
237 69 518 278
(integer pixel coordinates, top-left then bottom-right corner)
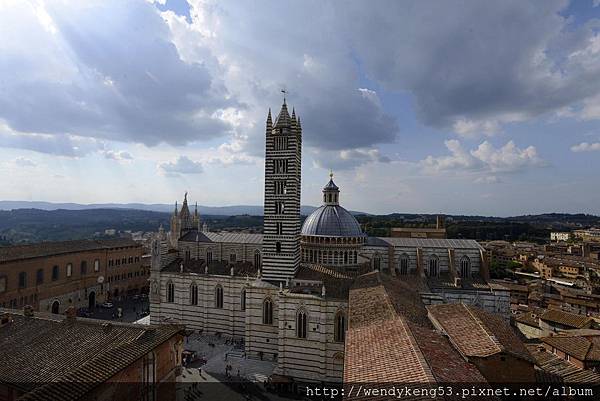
334 311 346 342
460 255 471 278
263 298 273 325
276 241 282 253
166 281 175 303
240 289 246 311
190 283 198 305
66 263 72 277
215 285 223 308
94 259 100 272
373 254 381 271
206 249 213 264
297 309 307 339
254 250 261 268
344 251 348 264
353 250 357 264
399 254 409 275
428 255 439 277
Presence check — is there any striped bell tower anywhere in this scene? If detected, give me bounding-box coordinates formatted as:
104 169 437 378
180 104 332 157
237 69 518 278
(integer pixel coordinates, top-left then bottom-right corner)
261 98 302 282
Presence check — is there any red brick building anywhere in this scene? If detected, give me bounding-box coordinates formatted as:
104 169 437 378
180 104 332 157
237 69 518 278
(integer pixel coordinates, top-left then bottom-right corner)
0 239 149 314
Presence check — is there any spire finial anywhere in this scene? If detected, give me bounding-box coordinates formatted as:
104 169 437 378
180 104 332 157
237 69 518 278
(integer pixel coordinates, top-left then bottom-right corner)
184 192 187 201
329 169 333 179
281 89 287 105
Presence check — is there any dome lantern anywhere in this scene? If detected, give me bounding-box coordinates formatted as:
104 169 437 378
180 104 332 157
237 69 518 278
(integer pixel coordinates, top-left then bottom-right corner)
323 171 340 206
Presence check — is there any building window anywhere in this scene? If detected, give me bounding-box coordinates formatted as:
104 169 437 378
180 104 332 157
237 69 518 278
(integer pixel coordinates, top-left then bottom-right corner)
399 254 409 275
240 289 246 311
215 285 223 308
276 221 283 235
274 180 287 194
206 249 213 264
0 276 6 294
428 255 439 277
275 201 285 214
49 265 58 281
335 311 346 342
18 272 27 289
190 283 198 305
274 159 288 174
36 269 44 285
254 250 261 268
230 253 237 263
460 255 471 278
167 281 175 303
373 254 381 271
142 351 156 401
80 261 87 276
263 298 273 325
66 263 73 278
276 241 282 253
94 259 100 272
297 309 307 339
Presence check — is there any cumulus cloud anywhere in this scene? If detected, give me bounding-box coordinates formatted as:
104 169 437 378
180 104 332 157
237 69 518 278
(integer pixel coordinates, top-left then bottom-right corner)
14 157 36 167
103 150 133 160
422 140 544 174
0 0 235 147
474 175 502 184
312 147 391 170
571 142 600 152
159 156 204 175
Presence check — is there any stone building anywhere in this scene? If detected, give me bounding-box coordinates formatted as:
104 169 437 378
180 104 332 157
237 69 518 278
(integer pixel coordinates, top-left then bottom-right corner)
0 239 148 315
149 102 507 383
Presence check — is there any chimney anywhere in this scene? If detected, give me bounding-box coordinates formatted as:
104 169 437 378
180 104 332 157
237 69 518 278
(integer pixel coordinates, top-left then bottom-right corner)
65 306 77 320
23 305 34 317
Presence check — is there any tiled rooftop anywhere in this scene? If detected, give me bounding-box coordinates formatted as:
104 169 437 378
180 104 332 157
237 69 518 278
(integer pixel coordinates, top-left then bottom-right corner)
367 237 484 250
178 230 263 244
527 344 600 384
345 272 487 384
0 239 140 263
541 333 600 362
540 309 593 329
427 303 533 363
0 309 182 400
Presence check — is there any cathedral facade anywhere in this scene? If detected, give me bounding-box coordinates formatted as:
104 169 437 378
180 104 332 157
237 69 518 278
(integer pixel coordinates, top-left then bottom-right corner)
149 101 507 383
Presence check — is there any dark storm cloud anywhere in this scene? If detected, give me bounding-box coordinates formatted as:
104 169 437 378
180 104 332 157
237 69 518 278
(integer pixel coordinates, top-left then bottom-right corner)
340 0 600 131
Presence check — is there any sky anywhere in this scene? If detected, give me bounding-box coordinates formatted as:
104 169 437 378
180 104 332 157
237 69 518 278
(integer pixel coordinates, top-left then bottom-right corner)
0 0 600 216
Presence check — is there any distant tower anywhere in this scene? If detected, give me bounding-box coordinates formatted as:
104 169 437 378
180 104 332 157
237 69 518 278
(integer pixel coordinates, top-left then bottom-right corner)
179 192 193 233
169 201 180 247
261 98 302 282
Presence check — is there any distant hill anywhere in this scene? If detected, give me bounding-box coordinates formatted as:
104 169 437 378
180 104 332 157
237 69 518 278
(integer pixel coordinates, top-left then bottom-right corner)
0 200 367 216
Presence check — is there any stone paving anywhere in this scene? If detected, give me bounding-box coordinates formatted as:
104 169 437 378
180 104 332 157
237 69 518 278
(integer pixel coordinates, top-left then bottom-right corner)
181 333 276 382
177 333 302 400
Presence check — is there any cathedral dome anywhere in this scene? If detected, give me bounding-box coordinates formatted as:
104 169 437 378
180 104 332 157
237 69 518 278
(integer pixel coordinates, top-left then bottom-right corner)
301 205 364 237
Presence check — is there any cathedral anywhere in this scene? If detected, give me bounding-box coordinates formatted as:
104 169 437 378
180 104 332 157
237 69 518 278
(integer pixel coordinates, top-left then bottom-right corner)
149 100 509 383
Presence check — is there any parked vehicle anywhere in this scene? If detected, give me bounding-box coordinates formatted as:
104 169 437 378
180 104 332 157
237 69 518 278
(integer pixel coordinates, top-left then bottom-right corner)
101 302 114 309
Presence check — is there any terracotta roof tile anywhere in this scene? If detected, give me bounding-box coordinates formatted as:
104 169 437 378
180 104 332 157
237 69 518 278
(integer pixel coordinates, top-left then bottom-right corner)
540 309 593 329
427 303 533 362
